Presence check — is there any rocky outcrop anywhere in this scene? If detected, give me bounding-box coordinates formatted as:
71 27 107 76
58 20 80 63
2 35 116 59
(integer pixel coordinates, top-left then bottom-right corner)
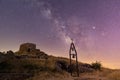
55 60 94 73
6 50 16 59
68 63 94 73
55 60 68 72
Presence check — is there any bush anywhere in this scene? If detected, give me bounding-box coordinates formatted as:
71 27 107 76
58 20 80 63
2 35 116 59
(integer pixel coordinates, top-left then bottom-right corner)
91 61 101 71
21 60 40 73
0 61 14 72
23 63 39 70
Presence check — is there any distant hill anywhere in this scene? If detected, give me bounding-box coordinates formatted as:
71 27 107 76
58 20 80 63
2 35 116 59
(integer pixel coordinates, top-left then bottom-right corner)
0 43 119 80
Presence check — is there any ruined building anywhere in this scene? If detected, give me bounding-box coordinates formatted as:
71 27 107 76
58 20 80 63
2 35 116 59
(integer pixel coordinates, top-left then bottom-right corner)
17 43 48 59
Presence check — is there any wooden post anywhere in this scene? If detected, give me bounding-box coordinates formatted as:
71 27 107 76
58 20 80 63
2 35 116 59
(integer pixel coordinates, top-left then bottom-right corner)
69 40 79 77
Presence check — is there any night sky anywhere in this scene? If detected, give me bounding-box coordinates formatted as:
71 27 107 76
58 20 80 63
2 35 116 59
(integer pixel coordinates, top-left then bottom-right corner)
0 0 120 69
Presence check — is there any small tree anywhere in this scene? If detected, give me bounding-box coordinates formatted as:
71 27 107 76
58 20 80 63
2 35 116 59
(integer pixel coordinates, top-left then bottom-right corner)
91 61 101 71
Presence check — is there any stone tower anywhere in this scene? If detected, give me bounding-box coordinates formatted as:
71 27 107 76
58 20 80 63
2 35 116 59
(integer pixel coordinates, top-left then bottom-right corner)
18 43 40 54
17 43 48 59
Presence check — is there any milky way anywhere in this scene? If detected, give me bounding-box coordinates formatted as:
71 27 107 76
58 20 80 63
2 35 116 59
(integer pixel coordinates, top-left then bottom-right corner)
28 0 105 51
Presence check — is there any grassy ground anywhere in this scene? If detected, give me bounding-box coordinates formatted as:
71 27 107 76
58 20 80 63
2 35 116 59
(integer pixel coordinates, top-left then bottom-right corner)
74 69 120 80
0 52 120 80
27 69 120 80
27 71 73 80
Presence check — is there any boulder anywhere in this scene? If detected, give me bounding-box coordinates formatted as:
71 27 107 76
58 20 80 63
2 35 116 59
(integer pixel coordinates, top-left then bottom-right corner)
55 60 68 72
6 50 16 59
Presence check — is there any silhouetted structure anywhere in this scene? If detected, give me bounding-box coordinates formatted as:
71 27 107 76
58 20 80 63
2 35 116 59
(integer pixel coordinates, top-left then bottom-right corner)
17 43 48 59
69 40 79 77
19 43 37 54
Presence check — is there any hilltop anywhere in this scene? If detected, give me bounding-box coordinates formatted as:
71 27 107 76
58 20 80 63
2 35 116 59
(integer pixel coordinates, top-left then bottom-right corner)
0 43 119 80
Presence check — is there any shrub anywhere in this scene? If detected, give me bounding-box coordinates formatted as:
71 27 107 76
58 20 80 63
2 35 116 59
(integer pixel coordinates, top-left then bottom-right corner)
0 61 14 72
91 61 101 71
21 60 40 73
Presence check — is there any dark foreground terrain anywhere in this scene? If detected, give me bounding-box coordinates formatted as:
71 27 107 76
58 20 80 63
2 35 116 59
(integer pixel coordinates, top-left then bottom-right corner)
0 43 119 80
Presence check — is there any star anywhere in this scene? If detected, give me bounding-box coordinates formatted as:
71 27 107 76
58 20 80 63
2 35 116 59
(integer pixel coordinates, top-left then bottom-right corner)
101 32 106 36
92 26 96 30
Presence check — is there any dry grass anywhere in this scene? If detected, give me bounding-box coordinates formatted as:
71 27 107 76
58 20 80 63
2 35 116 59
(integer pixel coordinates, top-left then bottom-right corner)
20 58 120 80
2 53 120 80
77 69 120 80
27 71 73 80
25 57 120 80
107 70 120 80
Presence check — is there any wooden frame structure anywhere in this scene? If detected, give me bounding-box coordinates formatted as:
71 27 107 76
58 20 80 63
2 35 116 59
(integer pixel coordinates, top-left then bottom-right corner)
69 41 79 77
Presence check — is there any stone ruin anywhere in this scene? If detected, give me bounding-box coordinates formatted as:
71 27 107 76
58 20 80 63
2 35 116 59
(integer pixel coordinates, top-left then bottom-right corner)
19 43 39 54
17 43 48 59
